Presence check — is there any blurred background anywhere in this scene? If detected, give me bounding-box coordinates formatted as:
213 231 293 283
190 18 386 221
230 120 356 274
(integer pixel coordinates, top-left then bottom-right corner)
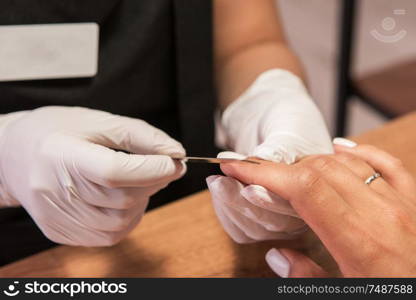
277 0 416 136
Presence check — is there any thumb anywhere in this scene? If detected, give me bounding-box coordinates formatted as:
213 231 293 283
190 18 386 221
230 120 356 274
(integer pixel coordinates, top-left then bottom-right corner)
266 248 328 278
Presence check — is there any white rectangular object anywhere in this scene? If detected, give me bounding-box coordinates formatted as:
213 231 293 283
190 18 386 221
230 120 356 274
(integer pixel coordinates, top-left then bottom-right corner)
0 23 99 81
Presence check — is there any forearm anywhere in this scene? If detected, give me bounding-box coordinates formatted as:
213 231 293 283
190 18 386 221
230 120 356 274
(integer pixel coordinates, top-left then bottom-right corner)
214 0 305 110
216 42 304 109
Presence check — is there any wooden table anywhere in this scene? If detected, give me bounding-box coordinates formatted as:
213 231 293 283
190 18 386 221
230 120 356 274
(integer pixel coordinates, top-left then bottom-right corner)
2 112 416 277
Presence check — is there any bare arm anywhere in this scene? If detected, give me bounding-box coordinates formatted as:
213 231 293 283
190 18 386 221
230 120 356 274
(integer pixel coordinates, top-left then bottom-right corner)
214 0 305 109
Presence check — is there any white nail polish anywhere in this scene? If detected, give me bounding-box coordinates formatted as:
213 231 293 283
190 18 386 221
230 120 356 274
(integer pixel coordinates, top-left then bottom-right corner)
265 248 290 278
333 137 357 148
217 151 247 160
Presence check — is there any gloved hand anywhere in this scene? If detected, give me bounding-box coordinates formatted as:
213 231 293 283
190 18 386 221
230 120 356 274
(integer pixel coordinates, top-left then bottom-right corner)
207 174 306 243
0 106 186 246
216 68 333 162
208 69 333 243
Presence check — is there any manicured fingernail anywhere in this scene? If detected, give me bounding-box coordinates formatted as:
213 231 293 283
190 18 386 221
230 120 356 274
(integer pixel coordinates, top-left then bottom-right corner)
206 175 221 185
333 137 357 148
217 151 247 160
265 248 290 278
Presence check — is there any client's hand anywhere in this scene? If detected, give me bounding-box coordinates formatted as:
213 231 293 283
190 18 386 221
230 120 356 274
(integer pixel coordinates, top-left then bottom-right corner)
220 138 416 277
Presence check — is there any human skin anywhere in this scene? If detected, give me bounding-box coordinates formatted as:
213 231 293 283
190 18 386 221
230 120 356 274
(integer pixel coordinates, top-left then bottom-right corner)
220 143 416 277
214 0 305 109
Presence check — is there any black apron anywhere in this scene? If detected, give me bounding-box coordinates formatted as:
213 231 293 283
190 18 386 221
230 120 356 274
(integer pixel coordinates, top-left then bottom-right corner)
0 0 219 265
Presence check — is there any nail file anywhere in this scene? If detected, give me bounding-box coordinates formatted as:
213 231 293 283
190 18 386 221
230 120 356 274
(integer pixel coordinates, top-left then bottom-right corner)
171 156 260 165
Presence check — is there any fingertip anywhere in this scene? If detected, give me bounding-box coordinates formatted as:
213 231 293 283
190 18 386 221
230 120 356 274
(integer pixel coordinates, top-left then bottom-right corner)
220 161 244 179
265 248 290 278
142 155 186 183
218 151 249 178
276 248 329 278
333 143 351 153
161 142 186 158
333 142 359 154
206 175 222 186
219 161 232 175
217 151 247 160
176 159 187 178
333 137 357 148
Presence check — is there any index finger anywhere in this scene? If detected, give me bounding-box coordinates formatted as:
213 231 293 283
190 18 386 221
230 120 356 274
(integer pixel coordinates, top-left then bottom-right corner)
70 138 185 188
220 160 352 239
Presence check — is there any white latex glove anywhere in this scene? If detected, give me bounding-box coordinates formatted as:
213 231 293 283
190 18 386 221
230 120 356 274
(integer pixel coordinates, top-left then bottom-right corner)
0 106 186 246
216 68 333 161
209 69 333 243
207 174 306 243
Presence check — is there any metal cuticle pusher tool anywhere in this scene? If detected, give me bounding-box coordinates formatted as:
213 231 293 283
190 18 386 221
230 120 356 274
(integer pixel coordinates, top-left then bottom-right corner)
171 156 260 165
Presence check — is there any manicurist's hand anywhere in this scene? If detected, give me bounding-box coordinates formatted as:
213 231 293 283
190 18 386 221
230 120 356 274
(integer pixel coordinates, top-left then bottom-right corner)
0 106 186 246
208 70 333 243
220 138 416 277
